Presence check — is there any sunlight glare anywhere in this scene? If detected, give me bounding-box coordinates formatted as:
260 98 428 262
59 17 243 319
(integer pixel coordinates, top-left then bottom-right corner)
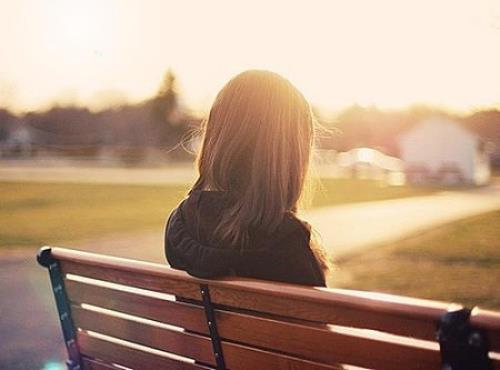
42 361 65 370
45 0 115 56
0 0 499 112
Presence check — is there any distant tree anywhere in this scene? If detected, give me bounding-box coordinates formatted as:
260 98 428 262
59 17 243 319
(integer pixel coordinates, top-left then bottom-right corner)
463 109 500 168
318 104 456 156
463 109 500 141
150 69 181 147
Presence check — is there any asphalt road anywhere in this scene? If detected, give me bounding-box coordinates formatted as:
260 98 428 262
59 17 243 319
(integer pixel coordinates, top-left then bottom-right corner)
0 252 65 370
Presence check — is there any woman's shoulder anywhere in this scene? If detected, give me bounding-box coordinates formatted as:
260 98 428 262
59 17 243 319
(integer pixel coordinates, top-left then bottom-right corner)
277 212 312 241
166 191 311 250
243 212 311 255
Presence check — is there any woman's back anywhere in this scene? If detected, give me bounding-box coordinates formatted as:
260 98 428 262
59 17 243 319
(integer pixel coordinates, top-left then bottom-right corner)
165 190 326 286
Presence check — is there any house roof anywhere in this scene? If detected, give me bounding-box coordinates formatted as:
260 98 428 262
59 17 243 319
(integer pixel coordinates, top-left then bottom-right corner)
398 117 478 146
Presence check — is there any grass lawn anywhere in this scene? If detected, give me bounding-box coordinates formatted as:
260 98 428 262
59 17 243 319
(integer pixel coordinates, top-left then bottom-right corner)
331 210 500 310
0 182 190 249
0 178 438 249
310 178 438 208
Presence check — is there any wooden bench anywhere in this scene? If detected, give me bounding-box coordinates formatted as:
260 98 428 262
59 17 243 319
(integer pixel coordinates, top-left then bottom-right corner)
37 246 500 370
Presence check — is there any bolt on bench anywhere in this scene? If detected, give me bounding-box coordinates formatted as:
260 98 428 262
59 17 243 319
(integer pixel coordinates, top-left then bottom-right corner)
38 247 500 370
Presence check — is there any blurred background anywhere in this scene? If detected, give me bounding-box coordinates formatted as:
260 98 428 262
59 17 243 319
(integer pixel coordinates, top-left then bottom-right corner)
1 0 499 369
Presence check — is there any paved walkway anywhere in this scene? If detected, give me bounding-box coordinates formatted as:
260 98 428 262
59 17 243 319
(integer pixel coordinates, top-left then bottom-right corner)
301 183 500 256
0 163 197 185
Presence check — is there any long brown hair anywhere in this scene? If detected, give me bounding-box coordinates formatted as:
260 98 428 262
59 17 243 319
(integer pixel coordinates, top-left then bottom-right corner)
192 70 330 275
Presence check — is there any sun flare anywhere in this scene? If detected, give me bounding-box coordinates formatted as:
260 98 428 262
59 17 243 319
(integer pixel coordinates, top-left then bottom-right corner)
1 0 499 113
44 0 115 54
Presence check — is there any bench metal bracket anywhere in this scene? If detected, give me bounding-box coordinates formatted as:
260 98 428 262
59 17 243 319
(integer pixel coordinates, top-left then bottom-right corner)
437 307 492 370
200 284 226 370
38 247 82 370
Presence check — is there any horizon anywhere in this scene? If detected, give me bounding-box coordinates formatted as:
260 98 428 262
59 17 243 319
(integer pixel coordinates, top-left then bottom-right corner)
1 0 500 115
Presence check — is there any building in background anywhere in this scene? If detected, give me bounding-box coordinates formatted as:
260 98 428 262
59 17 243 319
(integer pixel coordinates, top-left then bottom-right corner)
398 118 491 186
0 124 34 158
317 147 405 185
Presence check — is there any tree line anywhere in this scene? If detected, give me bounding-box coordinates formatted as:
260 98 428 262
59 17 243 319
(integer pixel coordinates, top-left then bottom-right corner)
0 71 499 167
0 70 198 163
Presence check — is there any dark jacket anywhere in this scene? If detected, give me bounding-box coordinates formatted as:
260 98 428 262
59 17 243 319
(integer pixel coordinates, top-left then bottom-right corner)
164 190 326 287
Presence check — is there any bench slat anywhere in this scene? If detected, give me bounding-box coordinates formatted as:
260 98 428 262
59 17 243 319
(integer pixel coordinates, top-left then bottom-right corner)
209 285 440 342
66 280 341 369
222 344 341 370
60 256 449 341
54 247 452 315
70 293 441 370
65 279 208 334
73 305 215 365
78 331 213 370
217 308 441 370
53 246 453 321
72 304 340 370
82 357 121 370
61 260 202 300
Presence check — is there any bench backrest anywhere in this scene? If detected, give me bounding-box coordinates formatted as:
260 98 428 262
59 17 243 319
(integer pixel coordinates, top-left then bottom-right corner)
38 247 500 370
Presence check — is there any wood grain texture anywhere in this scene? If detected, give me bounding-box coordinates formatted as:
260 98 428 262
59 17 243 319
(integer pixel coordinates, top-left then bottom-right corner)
78 331 213 370
56 247 452 341
72 304 341 370
65 279 208 334
218 311 441 370
221 343 341 370
65 279 440 365
73 305 215 365
61 260 201 301
209 285 441 341
46 247 465 370
70 287 440 369
52 246 455 319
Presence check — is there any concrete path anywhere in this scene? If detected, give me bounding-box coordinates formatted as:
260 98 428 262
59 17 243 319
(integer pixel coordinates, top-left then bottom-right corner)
301 183 500 256
0 163 197 185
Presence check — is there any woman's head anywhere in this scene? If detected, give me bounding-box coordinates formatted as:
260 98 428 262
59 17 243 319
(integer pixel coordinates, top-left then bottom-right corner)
193 70 315 246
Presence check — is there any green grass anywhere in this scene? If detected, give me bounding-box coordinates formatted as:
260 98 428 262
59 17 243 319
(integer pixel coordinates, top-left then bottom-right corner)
0 178 437 249
331 210 500 310
0 182 190 248
310 178 437 208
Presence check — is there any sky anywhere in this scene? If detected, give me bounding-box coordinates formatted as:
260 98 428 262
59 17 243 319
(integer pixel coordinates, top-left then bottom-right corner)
1 0 500 114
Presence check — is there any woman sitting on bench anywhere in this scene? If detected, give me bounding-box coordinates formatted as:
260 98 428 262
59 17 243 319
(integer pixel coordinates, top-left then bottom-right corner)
165 70 330 287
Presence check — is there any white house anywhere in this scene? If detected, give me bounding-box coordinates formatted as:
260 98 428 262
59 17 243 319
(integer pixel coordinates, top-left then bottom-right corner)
398 118 490 186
